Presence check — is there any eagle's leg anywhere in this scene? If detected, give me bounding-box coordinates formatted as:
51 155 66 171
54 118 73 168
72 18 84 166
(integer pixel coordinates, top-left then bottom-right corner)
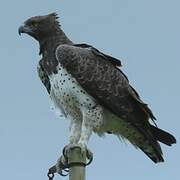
63 109 94 160
76 108 94 157
61 118 82 153
78 105 103 149
63 122 93 157
55 119 82 175
62 119 83 155
56 110 95 174
78 122 92 152
78 122 93 162
69 119 81 144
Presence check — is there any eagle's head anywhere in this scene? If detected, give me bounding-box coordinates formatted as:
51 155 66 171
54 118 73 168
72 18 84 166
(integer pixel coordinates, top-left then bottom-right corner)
18 13 60 41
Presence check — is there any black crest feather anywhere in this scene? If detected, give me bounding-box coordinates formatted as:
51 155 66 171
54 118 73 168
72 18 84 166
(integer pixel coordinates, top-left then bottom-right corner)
48 12 59 19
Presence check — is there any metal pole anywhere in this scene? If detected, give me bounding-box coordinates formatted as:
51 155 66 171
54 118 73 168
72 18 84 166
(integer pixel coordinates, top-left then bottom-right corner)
67 147 86 180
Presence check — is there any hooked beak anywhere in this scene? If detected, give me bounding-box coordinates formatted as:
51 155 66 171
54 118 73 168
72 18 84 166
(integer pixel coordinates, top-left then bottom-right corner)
18 25 33 35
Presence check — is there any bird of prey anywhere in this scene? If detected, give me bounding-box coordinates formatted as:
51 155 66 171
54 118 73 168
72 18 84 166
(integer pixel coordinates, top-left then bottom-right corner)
19 13 176 163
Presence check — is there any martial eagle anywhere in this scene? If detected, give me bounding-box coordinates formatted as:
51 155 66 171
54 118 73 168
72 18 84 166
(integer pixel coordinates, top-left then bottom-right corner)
19 13 176 163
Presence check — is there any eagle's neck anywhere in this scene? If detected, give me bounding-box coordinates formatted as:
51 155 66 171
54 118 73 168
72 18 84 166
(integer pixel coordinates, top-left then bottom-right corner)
39 29 73 55
39 29 73 75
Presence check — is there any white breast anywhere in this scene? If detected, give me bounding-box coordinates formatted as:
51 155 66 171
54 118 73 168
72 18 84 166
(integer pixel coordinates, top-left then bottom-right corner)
49 64 97 121
48 65 133 139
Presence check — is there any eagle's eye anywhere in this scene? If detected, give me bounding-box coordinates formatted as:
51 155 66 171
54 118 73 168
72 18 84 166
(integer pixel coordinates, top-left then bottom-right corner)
31 21 39 28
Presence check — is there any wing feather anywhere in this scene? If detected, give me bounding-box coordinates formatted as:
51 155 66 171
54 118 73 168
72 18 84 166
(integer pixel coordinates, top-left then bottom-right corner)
55 44 167 162
56 44 153 127
74 43 122 67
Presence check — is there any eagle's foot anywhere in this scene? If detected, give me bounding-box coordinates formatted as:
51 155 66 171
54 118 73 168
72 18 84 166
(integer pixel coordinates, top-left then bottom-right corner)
63 143 93 165
64 143 87 155
55 155 69 176
47 155 69 178
48 144 93 178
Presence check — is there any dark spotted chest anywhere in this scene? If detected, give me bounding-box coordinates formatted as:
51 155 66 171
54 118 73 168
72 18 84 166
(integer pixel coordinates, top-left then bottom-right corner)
49 64 96 119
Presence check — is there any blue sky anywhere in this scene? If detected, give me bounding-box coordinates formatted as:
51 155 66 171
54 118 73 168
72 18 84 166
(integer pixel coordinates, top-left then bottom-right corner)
0 0 179 179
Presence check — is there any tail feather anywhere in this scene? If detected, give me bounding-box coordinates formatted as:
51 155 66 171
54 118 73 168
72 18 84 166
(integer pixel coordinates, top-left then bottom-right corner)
140 148 164 163
150 125 176 146
139 140 164 163
138 125 176 163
